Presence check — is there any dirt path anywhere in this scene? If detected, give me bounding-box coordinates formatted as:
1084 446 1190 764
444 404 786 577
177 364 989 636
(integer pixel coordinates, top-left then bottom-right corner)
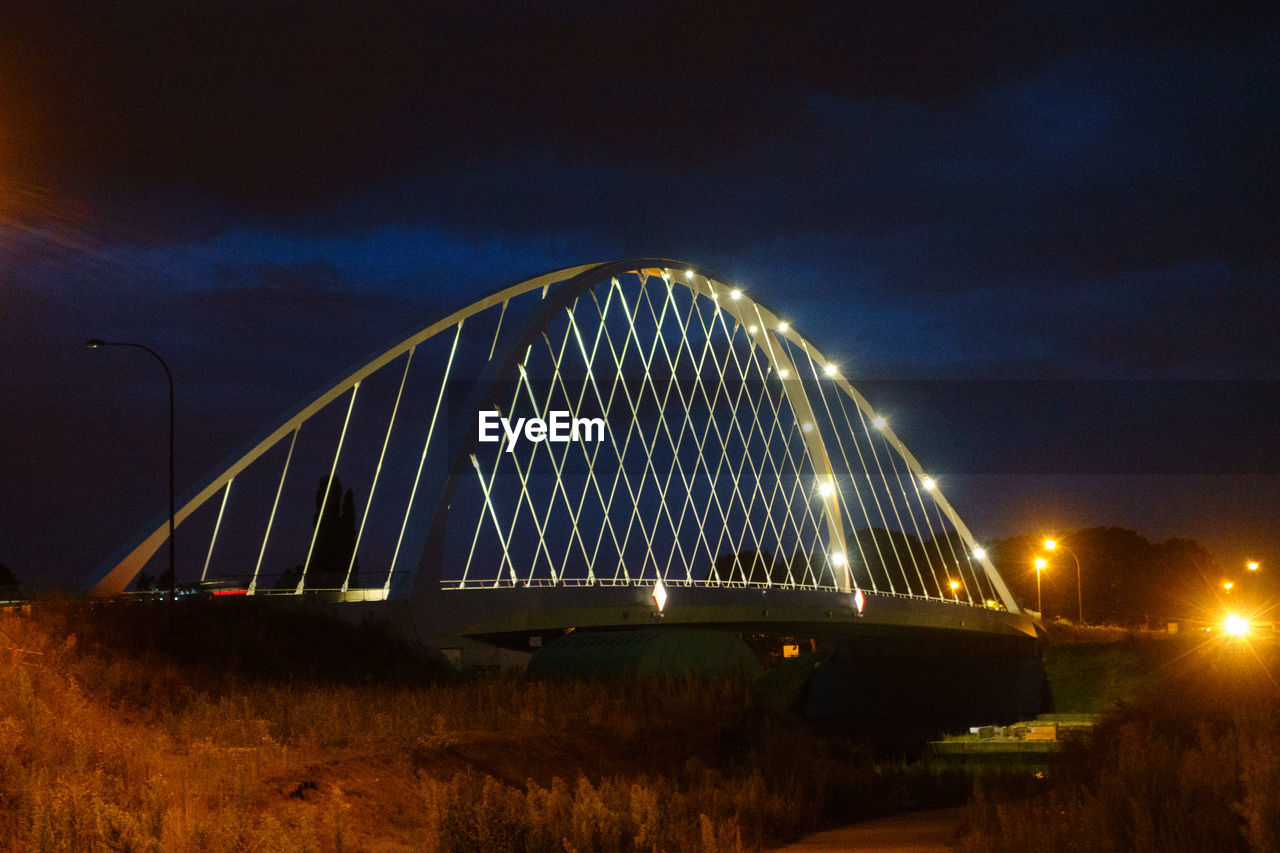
767 806 965 853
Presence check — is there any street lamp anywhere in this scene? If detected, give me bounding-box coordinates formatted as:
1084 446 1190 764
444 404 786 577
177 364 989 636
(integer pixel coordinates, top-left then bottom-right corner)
86 339 176 597
1247 561 1260 572
1044 538 1084 624
1034 557 1048 613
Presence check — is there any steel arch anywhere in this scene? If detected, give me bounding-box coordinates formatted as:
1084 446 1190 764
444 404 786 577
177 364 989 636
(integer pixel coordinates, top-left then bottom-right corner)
84 259 1019 616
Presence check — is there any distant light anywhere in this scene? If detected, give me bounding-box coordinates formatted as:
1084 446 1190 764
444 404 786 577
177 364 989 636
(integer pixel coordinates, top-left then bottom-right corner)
653 579 668 612
1034 557 1048 570
831 551 847 566
921 477 936 491
1044 539 1057 551
1224 614 1250 636
1247 561 1260 571
818 480 835 497
685 269 694 279
985 599 998 608
803 421 814 433
872 416 887 430
748 324 759 333
778 368 790 378
777 321 789 332
824 363 838 377
730 288 742 300
1223 580 1234 591
950 580 960 591
973 547 987 559
854 588 865 613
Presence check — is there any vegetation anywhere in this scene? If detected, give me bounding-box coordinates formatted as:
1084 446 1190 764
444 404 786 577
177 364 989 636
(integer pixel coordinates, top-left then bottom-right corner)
0 560 20 600
961 627 1280 852
0 598 966 852
988 528 1248 626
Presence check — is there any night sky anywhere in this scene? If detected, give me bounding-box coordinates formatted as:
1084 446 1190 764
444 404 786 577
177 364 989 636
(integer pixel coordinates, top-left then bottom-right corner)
3 2 1277 591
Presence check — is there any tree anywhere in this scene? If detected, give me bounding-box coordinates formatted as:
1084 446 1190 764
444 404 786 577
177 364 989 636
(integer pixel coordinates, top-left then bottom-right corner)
277 474 360 590
988 527 1222 626
0 561 20 599
711 549 777 584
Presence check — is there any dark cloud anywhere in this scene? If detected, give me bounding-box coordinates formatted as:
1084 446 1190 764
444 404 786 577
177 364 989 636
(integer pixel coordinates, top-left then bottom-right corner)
12 2 1270 226
3 2 1278 587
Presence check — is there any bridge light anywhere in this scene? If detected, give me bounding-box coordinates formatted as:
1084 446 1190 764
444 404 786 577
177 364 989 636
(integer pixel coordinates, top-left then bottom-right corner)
685 269 693 279
1247 561 1260 571
1223 580 1234 591
819 480 835 497
803 421 814 433
777 321 789 332
1044 538 1057 551
730 288 742 300
748 324 759 333
824 363 838 377
921 477 936 491
854 588 865 613
973 547 987 559
778 368 790 378
986 599 998 608
1034 557 1047 570
652 579 668 612
949 580 961 594
831 551 847 566
872 415 887 430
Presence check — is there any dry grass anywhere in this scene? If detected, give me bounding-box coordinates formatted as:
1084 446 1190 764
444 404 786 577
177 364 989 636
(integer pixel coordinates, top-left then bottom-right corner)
0 599 964 852
960 634 1280 853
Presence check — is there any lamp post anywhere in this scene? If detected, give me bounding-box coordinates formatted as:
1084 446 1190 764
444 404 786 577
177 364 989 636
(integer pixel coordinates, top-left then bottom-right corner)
86 339 176 597
1034 557 1047 613
1044 539 1084 624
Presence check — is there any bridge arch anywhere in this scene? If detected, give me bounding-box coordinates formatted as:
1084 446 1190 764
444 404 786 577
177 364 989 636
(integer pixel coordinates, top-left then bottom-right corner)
86 259 1020 630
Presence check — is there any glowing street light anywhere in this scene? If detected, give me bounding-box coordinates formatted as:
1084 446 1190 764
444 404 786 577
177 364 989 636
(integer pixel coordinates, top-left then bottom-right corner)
1223 580 1235 592
1034 557 1048 613
1224 614 1250 637
824 362 838 377
949 579 961 600
972 547 987 559
776 321 789 332
921 477 937 491
818 479 835 498
872 415 887 430
1041 537 1084 624
1247 561 1260 571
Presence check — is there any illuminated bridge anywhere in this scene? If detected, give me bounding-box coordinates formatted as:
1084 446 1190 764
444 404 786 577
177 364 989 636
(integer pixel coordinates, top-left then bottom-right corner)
86 260 1038 710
